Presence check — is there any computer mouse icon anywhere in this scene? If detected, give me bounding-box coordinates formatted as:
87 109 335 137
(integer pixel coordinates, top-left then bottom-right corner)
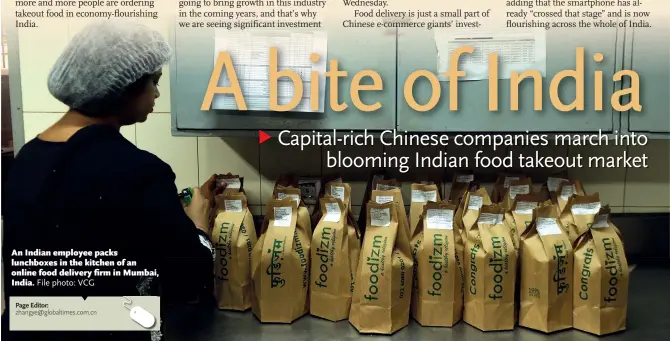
129 306 156 329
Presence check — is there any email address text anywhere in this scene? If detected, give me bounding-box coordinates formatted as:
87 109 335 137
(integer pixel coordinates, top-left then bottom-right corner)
15 309 98 317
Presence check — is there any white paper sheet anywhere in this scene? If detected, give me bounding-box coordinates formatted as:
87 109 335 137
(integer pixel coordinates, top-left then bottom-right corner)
224 200 243 213
434 27 547 81
273 207 293 227
212 29 327 112
370 208 391 227
324 202 342 223
426 209 454 230
536 217 564 236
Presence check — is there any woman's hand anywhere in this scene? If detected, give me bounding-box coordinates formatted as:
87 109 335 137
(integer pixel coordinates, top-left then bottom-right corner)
200 174 228 230
185 187 211 235
200 174 218 202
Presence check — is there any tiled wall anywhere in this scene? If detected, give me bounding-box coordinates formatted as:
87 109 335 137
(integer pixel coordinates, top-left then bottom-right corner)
16 20 670 217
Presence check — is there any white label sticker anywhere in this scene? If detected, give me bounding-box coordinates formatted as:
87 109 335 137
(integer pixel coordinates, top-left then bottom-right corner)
426 209 454 230
571 202 602 215
411 190 437 203
503 177 520 188
324 202 341 223
370 208 391 227
536 217 564 236
277 192 300 205
330 186 345 200
547 177 568 192
467 195 483 210
218 177 241 189
376 184 398 191
591 214 610 228
375 195 394 204
273 207 292 227
477 213 503 225
514 201 538 215
456 174 474 183
560 184 576 200
224 200 243 212
509 184 530 199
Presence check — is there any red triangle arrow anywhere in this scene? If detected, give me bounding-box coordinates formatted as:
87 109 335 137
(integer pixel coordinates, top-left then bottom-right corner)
258 130 271 144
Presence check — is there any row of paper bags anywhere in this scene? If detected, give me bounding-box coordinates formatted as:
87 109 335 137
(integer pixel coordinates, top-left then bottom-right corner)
208 174 358 323
207 173 629 336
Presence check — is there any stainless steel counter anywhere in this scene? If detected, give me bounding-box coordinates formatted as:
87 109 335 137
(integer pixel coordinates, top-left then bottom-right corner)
166 265 669 341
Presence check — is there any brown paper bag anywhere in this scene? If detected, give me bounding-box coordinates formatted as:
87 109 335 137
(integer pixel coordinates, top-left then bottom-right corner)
541 174 570 203
519 205 573 333
310 195 361 321
357 172 388 236
326 181 352 208
251 198 311 323
455 188 492 237
560 193 601 244
573 207 629 335
448 172 475 204
500 178 533 211
349 201 414 334
463 204 517 331
309 175 343 228
216 173 244 193
209 173 246 231
371 188 411 240
272 174 299 197
410 201 464 327
275 186 313 238
346 209 363 295
504 194 552 322
212 193 258 310
409 183 441 236
328 182 362 242
269 175 301 235
556 180 585 213
319 174 343 197
418 179 444 199
311 181 349 229
492 173 527 203
369 173 387 191
375 179 401 191
504 193 552 324
506 194 553 248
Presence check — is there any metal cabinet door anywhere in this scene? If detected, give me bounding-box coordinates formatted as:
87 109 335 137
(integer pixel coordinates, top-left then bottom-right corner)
170 20 396 134
627 22 670 133
396 26 621 132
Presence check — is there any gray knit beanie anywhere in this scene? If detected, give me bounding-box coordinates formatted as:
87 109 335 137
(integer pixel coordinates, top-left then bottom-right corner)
47 20 172 112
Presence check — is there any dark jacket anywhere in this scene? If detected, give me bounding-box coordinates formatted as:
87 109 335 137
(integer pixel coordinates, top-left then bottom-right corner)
1 124 214 341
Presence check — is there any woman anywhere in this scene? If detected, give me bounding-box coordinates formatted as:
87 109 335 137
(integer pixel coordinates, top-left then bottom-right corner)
2 20 215 341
